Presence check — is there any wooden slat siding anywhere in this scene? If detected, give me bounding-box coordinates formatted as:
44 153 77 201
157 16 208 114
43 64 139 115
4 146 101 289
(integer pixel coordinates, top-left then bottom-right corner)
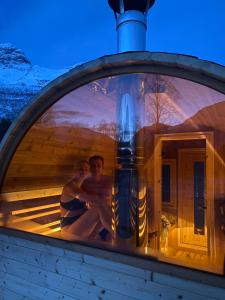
0 287 32 300
0 237 223 300
15 141 113 157
41 227 60 235
82 254 150 280
1 231 225 286
12 203 60 215
10 146 114 163
152 272 225 300
11 150 113 166
3 177 69 192
15 141 115 156
2 173 113 191
1 187 63 202
5 161 113 177
3 169 113 191
12 152 84 166
37 134 115 148
11 149 115 164
6 164 114 178
0 232 66 257
0 272 77 300
14 200 59 213
0 259 135 300
18 130 115 149
22 127 115 144
2 123 116 193
6 164 74 178
0 192 61 231
4 164 113 188
0 231 219 286
0 245 208 300
11 209 59 223
1 196 59 217
27 221 60 233
16 141 79 155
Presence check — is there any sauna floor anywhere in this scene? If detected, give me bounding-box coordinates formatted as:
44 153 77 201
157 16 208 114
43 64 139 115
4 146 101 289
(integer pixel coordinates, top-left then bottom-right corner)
164 248 208 263
159 247 216 271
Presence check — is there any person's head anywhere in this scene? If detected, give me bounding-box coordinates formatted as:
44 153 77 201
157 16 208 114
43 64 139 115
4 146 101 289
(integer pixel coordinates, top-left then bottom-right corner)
76 160 89 177
89 155 104 177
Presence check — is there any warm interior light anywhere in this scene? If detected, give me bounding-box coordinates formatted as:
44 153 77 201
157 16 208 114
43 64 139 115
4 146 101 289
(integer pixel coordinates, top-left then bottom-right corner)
42 227 61 235
11 203 60 215
0 187 63 202
11 209 60 223
29 220 60 232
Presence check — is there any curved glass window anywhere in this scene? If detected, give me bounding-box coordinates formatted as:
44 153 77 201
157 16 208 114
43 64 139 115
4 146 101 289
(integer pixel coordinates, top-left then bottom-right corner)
1 73 225 274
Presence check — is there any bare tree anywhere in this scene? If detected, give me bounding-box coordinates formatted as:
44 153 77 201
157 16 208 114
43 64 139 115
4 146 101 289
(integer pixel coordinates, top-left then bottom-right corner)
143 75 181 126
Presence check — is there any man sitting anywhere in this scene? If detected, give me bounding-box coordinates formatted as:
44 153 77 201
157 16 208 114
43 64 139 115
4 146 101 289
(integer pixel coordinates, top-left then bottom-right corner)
60 156 112 241
82 155 113 240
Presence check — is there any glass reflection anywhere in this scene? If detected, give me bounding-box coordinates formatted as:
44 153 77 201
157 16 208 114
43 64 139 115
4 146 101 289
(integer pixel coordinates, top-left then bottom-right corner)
1 73 225 275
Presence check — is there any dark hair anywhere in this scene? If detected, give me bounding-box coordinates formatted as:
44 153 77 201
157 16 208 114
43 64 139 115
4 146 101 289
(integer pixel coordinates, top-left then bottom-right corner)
89 155 104 166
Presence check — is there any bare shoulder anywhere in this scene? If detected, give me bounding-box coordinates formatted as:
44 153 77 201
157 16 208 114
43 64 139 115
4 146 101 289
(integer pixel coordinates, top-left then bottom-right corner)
61 177 81 202
61 178 74 193
63 180 73 191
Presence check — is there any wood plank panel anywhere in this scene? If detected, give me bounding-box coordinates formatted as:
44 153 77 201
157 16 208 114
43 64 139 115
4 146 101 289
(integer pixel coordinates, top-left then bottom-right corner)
0 286 32 300
17 141 78 155
0 272 76 300
0 232 66 257
0 239 216 300
153 272 225 300
2 124 116 193
1 187 63 202
2 177 69 192
22 127 115 145
0 259 134 300
15 142 115 162
11 150 115 166
6 164 74 178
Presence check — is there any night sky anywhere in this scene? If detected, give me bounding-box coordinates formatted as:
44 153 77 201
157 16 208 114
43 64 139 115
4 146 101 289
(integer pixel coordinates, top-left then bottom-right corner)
1 0 225 69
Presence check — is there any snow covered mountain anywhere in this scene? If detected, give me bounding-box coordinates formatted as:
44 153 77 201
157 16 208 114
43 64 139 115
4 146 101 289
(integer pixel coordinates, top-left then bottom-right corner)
0 43 69 120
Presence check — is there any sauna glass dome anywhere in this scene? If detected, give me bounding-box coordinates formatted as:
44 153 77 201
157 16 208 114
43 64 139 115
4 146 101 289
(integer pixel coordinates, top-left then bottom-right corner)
1 72 225 275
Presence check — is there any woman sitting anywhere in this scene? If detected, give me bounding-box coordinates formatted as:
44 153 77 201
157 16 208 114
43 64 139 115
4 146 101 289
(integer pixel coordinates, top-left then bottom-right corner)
60 160 90 240
60 156 113 242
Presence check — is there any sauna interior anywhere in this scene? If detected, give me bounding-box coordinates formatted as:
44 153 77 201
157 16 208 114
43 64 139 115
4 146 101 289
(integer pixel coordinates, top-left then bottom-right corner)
0 73 225 274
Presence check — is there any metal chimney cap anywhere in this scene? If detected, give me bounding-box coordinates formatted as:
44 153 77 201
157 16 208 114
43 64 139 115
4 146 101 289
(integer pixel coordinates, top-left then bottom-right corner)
108 0 155 13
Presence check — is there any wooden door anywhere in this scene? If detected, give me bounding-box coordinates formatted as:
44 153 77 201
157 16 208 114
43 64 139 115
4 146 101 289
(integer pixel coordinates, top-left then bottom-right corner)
178 149 208 250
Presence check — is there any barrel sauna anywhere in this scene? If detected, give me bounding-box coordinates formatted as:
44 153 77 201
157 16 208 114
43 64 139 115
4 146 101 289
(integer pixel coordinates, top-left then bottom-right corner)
0 52 225 299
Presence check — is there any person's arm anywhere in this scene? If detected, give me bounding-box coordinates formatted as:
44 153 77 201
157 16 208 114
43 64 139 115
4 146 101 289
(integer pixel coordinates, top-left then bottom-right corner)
80 179 99 206
89 177 112 207
60 178 82 203
99 176 113 205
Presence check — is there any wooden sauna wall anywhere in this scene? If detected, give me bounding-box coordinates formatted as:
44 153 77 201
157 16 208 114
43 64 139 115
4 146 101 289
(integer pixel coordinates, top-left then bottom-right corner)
213 130 225 265
2 125 116 192
0 125 116 232
1 230 225 299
